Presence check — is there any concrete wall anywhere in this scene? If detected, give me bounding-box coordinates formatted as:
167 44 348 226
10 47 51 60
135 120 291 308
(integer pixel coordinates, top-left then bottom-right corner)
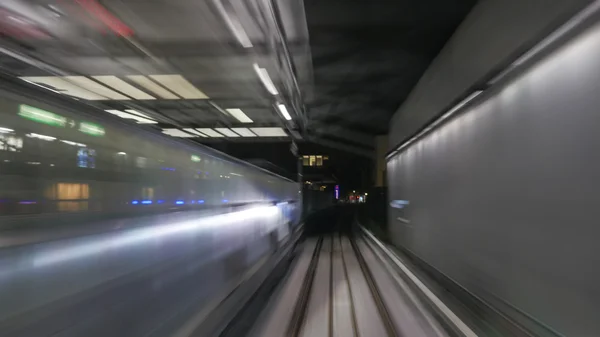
389 0 593 150
388 16 600 336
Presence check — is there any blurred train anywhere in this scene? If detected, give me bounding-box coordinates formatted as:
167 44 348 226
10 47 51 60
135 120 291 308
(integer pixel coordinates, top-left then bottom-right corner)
0 88 300 229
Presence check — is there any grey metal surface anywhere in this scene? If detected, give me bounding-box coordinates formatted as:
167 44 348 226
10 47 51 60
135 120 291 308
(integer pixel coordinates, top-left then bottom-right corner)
387 16 600 336
389 0 593 150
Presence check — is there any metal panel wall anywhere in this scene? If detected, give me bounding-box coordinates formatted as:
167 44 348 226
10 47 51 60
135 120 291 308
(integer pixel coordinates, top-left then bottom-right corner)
387 18 600 337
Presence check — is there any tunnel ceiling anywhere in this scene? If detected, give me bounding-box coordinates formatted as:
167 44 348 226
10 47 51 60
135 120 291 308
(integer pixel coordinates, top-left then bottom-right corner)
0 0 312 144
0 0 475 163
303 0 477 152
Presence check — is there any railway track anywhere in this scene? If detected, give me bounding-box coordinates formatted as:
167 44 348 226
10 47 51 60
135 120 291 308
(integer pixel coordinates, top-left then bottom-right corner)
287 233 399 337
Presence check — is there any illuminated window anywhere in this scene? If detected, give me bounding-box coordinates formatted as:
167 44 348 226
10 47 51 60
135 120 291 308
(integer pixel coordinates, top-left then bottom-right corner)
302 155 309 166
47 183 90 212
316 155 323 166
309 155 316 166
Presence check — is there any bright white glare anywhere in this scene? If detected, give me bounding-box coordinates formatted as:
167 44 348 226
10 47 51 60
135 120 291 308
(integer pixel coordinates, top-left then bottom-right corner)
127 75 179 99
0 127 14 133
150 75 208 99
215 128 240 137
64 76 130 100
60 140 86 147
105 109 157 124
26 133 56 141
231 128 256 137
183 128 207 137
253 63 278 95
117 152 127 155
162 128 195 138
230 172 243 177
197 128 225 138
92 76 156 100
33 206 280 267
277 104 292 120
225 108 253 123
250 127 287 137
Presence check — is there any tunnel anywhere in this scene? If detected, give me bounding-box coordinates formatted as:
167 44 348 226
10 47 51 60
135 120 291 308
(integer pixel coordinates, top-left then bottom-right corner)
0 0 598 336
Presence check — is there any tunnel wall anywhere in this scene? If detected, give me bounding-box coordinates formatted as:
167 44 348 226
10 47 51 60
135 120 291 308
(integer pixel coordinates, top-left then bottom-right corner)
387 17 600 337
389 0 593 149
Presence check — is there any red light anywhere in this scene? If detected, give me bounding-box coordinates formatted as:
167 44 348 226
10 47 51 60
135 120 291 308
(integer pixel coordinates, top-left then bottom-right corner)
74 0 133 37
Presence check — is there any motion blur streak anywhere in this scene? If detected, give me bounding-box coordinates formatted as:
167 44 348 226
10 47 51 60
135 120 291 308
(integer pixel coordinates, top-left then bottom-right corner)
33 205 279 267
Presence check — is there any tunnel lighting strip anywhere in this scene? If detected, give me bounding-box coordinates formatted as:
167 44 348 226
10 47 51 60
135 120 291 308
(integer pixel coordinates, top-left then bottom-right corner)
197 128 225 138
183 128 208 137
93 76 156 100
276 103 292 120
213 0 253 48
225 108 253 123
150 75 209 99
387 0 600 161
361 226 478 337
127 75 180 99
253 63 279 95
387 91 482 159
215 128 240 137
231 127 257 137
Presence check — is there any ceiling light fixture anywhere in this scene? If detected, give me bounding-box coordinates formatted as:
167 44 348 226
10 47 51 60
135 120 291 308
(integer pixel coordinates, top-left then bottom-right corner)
126 75 180 99
0 127 14 133
253 63 278 95
105 109 157 124
183 128 208 137
276 103 292 120
225 108 253 123
124 109 153 119
162 128 195 138
250 127 287 137
19 76 107 100
213 0 253 48
92 76 156 100
150 75 208 99
230 127 256 137
215 128 240 137
196 128 225 137
64 76 130 100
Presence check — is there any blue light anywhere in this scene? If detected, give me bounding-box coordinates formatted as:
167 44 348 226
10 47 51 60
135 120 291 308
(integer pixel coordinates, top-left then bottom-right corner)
191 200 196 204
222 199 228 203
198 200 205 204
142 200 152 205
157 200 165 204
175 200 185 205
131 200 139 205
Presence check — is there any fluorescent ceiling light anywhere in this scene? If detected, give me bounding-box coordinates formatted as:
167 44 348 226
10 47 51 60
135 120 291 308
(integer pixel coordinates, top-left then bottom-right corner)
127 75 179 99
213 0 253 48
250 127 287 137
231 128 256 137
60 140 86 147
253 63 278 95
105 109 157 124
150 75 208 99
92 76 156 100
64 76 130 100
124 109 153 119
225 108 253 123
0 127 14 133
26 133 56 141
276 104 292 120
19 76 107 100
196 128 225 137
183 128 208 137
215 128 240 137
162 128 195 138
